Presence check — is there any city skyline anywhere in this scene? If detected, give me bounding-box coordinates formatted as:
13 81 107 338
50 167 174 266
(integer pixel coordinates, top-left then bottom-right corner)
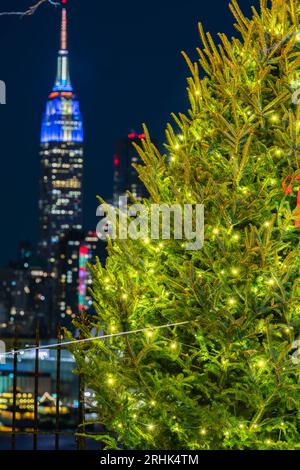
0 0 260 266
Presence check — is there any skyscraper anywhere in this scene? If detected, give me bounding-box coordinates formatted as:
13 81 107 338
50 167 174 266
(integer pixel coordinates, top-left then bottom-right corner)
38 2 84 272
113 132 149 206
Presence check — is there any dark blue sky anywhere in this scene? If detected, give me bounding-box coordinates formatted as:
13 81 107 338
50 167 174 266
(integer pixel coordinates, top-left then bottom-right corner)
0 0 259 265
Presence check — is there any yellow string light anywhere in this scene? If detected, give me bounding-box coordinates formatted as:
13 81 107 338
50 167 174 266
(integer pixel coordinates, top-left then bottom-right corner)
107 376 115 386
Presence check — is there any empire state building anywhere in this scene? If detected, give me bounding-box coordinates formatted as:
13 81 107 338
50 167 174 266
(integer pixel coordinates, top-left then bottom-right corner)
38 2 83 270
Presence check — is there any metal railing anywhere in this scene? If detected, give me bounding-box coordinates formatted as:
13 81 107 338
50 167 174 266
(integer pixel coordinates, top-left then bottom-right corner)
0 323 88 451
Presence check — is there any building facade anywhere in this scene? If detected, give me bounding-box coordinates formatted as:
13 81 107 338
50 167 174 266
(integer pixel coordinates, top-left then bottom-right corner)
113 132 148 206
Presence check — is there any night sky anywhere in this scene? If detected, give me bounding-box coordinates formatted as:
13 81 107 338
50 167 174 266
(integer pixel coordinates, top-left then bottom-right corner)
0 0 259 266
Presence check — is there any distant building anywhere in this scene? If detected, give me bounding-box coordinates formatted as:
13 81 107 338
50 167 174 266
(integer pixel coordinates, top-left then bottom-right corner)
78 232 99 314
55 229 82 329
55 230 100 330
38 5 84 272
113 132 148 206
0 266 52 338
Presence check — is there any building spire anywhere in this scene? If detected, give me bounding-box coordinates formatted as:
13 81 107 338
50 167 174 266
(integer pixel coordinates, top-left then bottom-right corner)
53 1 73 92
60 7 67 51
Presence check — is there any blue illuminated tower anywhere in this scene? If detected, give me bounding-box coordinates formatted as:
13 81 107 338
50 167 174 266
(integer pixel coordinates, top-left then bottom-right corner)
38 2 84 271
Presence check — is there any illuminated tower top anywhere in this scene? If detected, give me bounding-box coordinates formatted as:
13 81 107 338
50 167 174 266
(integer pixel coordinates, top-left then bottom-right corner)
54 2 72 92
41 0 83 144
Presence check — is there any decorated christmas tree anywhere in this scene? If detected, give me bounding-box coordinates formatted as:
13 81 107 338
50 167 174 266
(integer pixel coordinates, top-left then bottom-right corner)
72 0 300 450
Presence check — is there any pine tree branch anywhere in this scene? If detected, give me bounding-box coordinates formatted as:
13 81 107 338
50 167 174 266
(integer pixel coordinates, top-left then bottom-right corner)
0 0 59 17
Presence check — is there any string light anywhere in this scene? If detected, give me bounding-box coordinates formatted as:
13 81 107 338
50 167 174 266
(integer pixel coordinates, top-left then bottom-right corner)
107 376 115 386
2 321 192 358
270 114 279 123
257 359 266 368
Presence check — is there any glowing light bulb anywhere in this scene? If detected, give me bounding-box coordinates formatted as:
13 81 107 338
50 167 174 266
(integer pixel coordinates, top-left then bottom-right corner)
107 376 115 386
270 114 279 123
257 359 265 368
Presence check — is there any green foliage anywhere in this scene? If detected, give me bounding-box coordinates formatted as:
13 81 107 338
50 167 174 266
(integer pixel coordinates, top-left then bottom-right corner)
72 0 300 449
